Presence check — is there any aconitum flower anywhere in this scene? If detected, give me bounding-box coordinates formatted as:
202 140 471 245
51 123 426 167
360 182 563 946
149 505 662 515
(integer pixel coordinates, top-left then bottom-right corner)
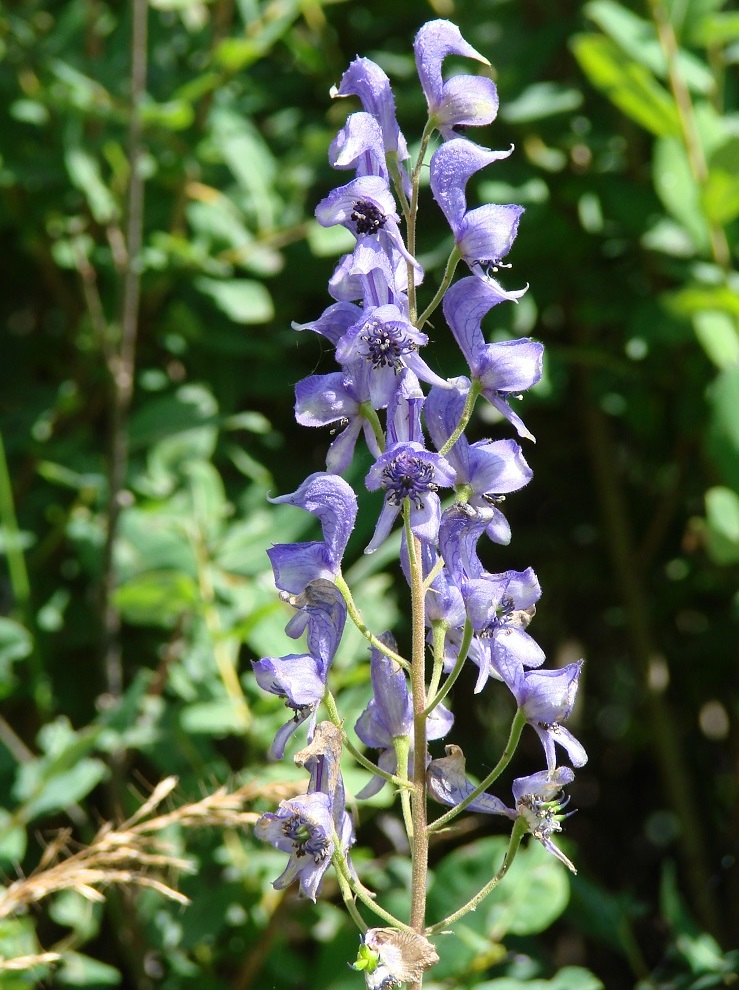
414 20 499 139
497 654 588 769
442 277 543 441
513 767 577 873
253 580 346 759
430 138 524 289
355 635 453 798
329 111 390 181
426 377 532 543
255 792 334 900
365 371 455 553
427 744 511 815
267 473 357 595
331 57 409 166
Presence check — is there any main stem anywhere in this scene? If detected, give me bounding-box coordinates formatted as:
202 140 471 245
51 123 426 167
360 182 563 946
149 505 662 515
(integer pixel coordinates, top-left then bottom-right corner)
406 511 429 952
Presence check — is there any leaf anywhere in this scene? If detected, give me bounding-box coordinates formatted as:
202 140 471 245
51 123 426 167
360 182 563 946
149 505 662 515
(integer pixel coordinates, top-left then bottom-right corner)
65 147 118 224
704 487 739 565
113 571 199 626
652 137 709 250
584 0 714 95
571 34 680 137
56 951 121 987
501 83 583 123
0 617 33 667
692 311 739 370
195 277 274 324
476 967 604 990
180 699 248 736
706 365 739 491
17 759 108 821
703 137 739 225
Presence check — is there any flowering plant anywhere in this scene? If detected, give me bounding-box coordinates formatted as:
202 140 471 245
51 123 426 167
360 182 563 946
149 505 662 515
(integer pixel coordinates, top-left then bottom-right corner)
254 19 586 988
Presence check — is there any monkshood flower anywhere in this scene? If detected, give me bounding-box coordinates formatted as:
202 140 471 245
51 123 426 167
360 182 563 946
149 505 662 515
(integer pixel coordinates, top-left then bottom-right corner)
430 138 525 289
330 57 410 167
442 277 544 441
315 174 419 272
427 744 511 816
295 721 355 874
253 580 346 760
352 928 439 990
255 791 334 901
330 111 390 182
400 535 466 631
427 746 577 872
267 472 357 595
426 377 532 544
365 371 456 553
295 368 383 475
335 303 449 390
497 652 588 769
513 767 577 873
355 635 453 799
414 20 499 139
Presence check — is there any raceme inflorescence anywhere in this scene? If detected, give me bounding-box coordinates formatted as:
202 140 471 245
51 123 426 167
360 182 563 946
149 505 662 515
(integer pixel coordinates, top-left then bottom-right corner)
253 19 586 989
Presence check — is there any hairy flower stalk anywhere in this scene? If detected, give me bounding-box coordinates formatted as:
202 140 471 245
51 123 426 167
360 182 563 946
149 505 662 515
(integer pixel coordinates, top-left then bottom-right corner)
253 18 586 988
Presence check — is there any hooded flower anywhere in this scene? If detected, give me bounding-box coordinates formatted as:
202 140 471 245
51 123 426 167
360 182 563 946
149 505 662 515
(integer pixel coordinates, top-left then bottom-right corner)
497 654 588 770
331 57 409 166
442 277 543 441
513 767 577 873
355 635 453 798
252 580 346 759
329 111 389 182
427 744 511 816
267 473 357 595
430 138 525 291
255 791 335 900
365 371 456 553
426 376 533 543
414 20 499 139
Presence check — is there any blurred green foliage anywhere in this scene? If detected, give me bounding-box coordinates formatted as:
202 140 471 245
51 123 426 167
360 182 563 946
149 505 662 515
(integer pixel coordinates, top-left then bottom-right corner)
0 0 737 987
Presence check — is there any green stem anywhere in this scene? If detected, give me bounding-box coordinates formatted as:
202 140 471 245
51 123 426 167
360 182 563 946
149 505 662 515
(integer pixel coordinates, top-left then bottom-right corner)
416 246 462 331
404 505 429 936
335 574 410 670
428 708 526 833
324 691 413 791
360 403 386 456
331 830 412 931
439 379 482 457
394 735 414 840
333 859 369 933
425 817 527 934
426 621 448 704
424 619 473 717
406 120 434 321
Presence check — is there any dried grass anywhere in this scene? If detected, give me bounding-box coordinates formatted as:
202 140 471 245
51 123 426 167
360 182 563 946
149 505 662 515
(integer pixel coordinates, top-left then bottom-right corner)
0 775 301 972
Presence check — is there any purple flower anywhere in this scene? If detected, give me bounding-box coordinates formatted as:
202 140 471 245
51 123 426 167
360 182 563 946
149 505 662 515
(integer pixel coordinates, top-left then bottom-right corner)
365 372 456 553
253 580 346 759
499 656 588 770
427 747 578 873
315 174 418 271
512 767 577 873
430 138 525 289
426 377 533 543
336 303 449 391
355 635 453 798
267 473 357 594
331 57 409 167
427 744 511 816
294 369 383 475
254 791 335 900
329 111 389 182
414 20 499 139
442 277 543 441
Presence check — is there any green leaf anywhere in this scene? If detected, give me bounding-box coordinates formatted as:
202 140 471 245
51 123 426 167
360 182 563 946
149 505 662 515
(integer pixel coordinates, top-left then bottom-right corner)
571 34 680 137
703 137 739 225
653 137 709 250
704 487 739 565
692 311 739 369
584 0 714 94
114 571 199 626
17 758 108 821
64 147 118 224
0 809 27 868
180 699 248 736
501 82 583 123
56 951 121 987
476 967 604 990
140 98 195 131
195 277 274 324
0 617 33 667
706 365 739 490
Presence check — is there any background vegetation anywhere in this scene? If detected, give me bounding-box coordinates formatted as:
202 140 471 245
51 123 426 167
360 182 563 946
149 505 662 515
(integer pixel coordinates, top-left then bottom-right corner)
0 0 737 987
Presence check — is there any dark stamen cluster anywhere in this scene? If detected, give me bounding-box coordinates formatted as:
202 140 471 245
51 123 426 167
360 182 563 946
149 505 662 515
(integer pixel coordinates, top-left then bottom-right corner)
351 199 387 235
382 454 437 508
284 814 331 862
361 320 409 369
